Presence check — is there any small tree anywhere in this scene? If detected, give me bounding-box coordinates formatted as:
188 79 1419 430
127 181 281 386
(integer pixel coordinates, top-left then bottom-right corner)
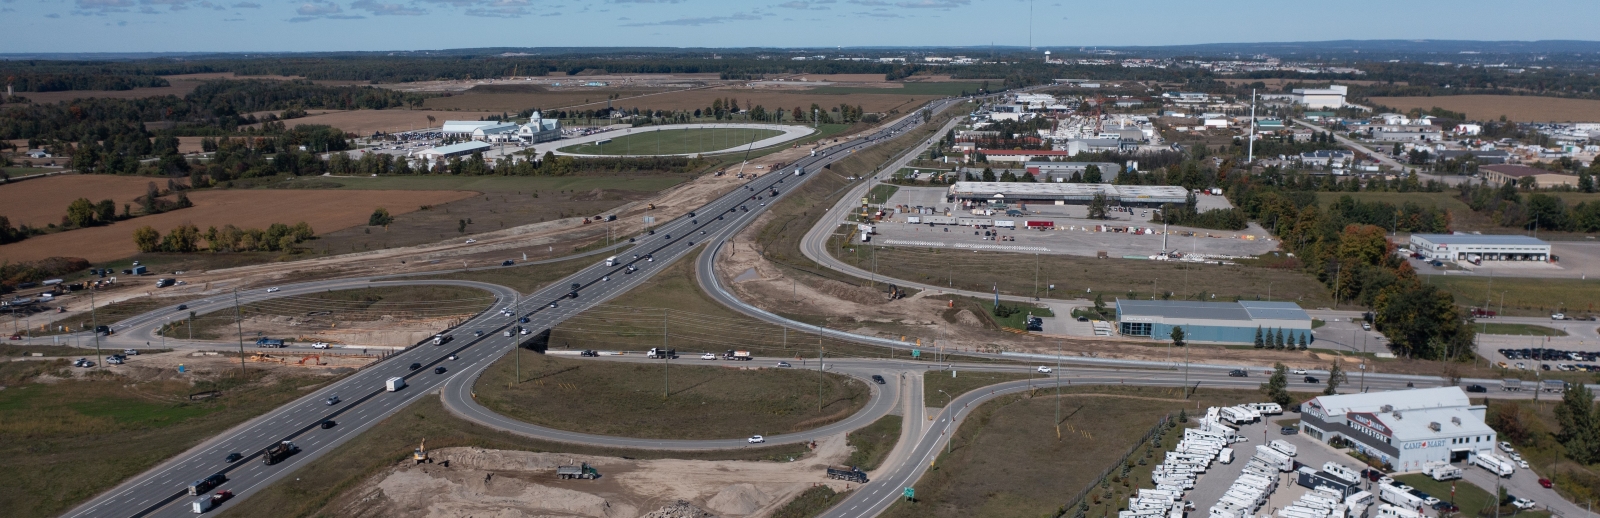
1093 293 1107 317
132 225 161 253
1178 409 1189 423
1254 326 1264 349
1275 328 1286 349
1170 326 1186 348
1325 361 1347 395
1298 332 1308 351
1263 362 1291 406
1088 193 1109 219
368 207 393 226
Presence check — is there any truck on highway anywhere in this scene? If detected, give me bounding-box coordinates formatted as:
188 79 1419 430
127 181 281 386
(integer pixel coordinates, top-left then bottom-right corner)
386 376 406 392
254 337 285 348
827 465 868 483
647 348 677 359
432 334 453 346
190 490 232 514
605 256 618 267
262 440 299 465
723 350 752 361
557 462 600 479
188 473 226 495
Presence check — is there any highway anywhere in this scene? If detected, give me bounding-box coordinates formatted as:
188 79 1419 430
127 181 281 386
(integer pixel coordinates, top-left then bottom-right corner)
61 96 961 518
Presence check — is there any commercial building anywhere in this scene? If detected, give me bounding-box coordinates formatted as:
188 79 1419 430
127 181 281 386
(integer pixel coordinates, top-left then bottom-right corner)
1299 387 1496 471
414 141 493 162
948 182 1187 206
441 121 501 135
1481 164 1580 188
1434 149 1509 165
1291 85 1348 109
974 149 1072 163
517 111 562 143
1114 299 1312 345
1409 233 1550 262
1022 161 1122 182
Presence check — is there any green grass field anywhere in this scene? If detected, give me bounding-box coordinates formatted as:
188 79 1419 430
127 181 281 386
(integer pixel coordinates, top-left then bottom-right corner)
171 285 494 341
805 83 982 96
866 184 899 205
559 128 785 155
923 370 1037 407
474 350 868 440
846 414 901 471
1395 473 1549 518
1479 323 1568 336
0 367 337 518
1425 275 1600 317
416 253 596 294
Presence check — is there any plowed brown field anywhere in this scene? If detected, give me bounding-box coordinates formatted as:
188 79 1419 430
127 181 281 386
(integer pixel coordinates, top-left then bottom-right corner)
1369 95 1600 122
242 109 499 135
0 189 474 263
426 88 936 114
0 175 184 228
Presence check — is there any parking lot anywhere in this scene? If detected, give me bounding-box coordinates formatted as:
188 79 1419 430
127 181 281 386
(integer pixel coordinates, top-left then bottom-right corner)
873 187 1278 260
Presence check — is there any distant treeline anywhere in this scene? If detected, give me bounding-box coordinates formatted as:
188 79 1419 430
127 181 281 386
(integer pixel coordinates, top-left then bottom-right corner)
2 69 171 92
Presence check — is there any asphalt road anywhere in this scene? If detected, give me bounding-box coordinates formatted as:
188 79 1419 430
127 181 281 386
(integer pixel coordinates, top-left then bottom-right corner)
62 96 958 518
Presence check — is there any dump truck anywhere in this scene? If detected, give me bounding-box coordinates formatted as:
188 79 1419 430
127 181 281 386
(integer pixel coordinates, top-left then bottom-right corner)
826 465 868 483
188 473 226 496
723 350 752 361
262 441 299 465
646 348 677 359
557 463 600 479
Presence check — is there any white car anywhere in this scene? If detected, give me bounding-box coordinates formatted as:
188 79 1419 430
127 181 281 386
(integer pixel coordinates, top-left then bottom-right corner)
1513 498 1536 510
1037 366 1052 374
1552 313 1566 320
1518 459 1529 469
1500 441 1514 452
1290 368 1308 375
747 435 765 444
265 287 280 293
701 352 717 360
465 239 477 244
310 342 330 349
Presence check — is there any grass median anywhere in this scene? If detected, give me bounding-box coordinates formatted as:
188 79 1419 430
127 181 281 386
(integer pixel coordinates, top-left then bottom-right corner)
475 350 869 440
845 414 901 471
172 285 494 341
412 253 597 294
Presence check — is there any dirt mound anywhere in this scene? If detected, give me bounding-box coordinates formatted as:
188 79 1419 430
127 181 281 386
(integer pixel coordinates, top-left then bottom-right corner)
467 83 549 93
369 466 635 518
434 447 597 472
704 483 771 515
954 309 983 327
569 188 622 202
645 500 719 518
814 279 887 306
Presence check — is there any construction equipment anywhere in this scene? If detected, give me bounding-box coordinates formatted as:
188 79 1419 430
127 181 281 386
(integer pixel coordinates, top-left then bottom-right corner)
826 465 868 483
296 355 324 366
248 353 283 363
557 462 600 479
414 438 429 464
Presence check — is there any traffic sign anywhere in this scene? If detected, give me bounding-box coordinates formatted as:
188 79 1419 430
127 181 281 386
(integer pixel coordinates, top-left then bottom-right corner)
903 487 915 500
911 349 920 358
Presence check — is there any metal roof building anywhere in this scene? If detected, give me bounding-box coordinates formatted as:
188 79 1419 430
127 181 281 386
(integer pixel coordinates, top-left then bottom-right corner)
1409 233 1550 262
948 182 1187 206
415 141 493 161
1301 387 1495 471
1114 299 1312 345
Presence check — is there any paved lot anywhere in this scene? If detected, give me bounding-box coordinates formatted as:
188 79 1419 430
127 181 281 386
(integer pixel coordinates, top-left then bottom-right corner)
1412 241 1600 280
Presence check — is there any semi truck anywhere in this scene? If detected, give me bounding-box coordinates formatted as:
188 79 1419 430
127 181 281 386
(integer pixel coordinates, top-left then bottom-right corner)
188 473 226 495
432 334 453 346
386 377 406 392
262 441 299 465
826 465 868 483
557 463 600 479
605 256 618 267
723 350 752 361
646 348 677 359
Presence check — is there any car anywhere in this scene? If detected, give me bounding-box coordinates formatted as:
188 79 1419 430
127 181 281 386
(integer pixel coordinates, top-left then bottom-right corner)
580 350 599 357
747 435 765 444
176 304 187 311
701 352 717 360
1540 478 1553 488
435 366 447 374
1513 497 1536 510
1500 441 1515 452
410 362 422 370
520 317 530 323
1037 366 1052 374
473 330 484 337
776 361 791 368
123 349 139 355
1290 368 1308 375
326 395 340 405
1304 376 1320 383
1281 426 1299 435
265 287 280 293
1362 322 1372 331
1518 459 1529 469
501 260 515 266
225 452 242 462
1378 476 1395 486
319 420 336 429
1076 316 1089 322
447 354 458 361
549 302 559 308
872 375 886 384
311 342 330 349
1396 484 1414 493
1553 313 1567 320
1361 468 1383 481
571 283 581 290
1432 502 1459 513
465 239 477 244
1228 369 1248 377
1466 384 1488 393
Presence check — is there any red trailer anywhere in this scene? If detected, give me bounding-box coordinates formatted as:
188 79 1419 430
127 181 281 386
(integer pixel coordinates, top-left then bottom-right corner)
1025 220 1054 229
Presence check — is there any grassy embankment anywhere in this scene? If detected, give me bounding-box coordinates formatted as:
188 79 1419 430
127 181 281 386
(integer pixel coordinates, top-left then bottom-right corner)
414 252 597 294
171 285 494 341
845 414 901 471
558 128 783 155
0 364 340 518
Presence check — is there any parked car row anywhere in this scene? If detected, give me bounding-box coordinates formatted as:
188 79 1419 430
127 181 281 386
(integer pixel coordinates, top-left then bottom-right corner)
1498 347 1600 363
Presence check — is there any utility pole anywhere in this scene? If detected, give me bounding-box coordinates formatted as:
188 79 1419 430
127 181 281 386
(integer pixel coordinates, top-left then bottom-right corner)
1033 253 1040 300
90 288 102 369
817 325 824 413
662 309 670 399
1055 341 1062 437
233 288 247 373
1247 89 1257 164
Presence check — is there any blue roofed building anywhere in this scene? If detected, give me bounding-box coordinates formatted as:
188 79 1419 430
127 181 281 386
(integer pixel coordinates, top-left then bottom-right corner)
1115 299 1313 345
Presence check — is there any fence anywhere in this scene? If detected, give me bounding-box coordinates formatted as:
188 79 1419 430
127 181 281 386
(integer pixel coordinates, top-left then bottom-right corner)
1056 413 1173 518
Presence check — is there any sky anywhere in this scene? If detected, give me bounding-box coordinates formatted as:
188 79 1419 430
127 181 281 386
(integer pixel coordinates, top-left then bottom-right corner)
2 0 1598 54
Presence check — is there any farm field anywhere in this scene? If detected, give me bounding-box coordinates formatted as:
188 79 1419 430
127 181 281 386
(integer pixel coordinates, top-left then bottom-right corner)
474 350 869 440
883 387 1259 518
1369 95 1600 122
1424 275 1600 317
0 188 474 263
558 128 784 155
425 86 953 116
0 174 181 228
242 109 499 135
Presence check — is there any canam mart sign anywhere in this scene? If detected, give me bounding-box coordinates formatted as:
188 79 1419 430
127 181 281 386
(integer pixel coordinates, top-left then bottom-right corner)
1403 439 1450 450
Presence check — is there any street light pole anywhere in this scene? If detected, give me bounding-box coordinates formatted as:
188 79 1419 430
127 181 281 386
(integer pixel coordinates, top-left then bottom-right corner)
233 288 247 373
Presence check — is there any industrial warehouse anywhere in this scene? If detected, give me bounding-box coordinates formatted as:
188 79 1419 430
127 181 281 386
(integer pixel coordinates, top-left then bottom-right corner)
1299 387 1497 471
948 182 1188 206
1408 233 1551 262
1114 299 1312 344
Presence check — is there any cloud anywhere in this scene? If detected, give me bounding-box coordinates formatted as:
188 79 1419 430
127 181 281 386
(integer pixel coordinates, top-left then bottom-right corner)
539 10 559 15
351 0 425 15
776 0 831 9
46 11 61 16
73 0 134 14
610 0 684 3
296 1 340 15
230 1 258 6
623 11 759 26
223 16 242 19
893 0 966 6
846 0 888 4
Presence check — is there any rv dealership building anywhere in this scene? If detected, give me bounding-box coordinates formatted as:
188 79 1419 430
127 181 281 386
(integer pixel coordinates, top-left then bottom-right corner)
1113 299 1312 344
1408 234 1551 262
948 182 1187 206
1300 387 1495 471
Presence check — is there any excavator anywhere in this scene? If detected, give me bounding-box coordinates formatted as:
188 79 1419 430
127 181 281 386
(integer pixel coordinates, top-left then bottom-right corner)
414 438 429 464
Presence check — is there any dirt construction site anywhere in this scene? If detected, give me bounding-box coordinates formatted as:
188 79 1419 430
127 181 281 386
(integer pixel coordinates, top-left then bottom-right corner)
329 438 856 518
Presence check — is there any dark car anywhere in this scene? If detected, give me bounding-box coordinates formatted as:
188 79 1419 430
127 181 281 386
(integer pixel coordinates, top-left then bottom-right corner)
571 283 581 290
1228 369 1248 377
434 366 447 374
1290 403 1303 413
1280 426 1299 435
1361 468 1383 481
871 375 886 384
410 362 422 370
520 317 530 323
319 420 336 429
501 260 515 266
1466 384 1488 393
1304 376 1320 384
176 304 188 311
1433 502 1459 513
225 452 242 462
